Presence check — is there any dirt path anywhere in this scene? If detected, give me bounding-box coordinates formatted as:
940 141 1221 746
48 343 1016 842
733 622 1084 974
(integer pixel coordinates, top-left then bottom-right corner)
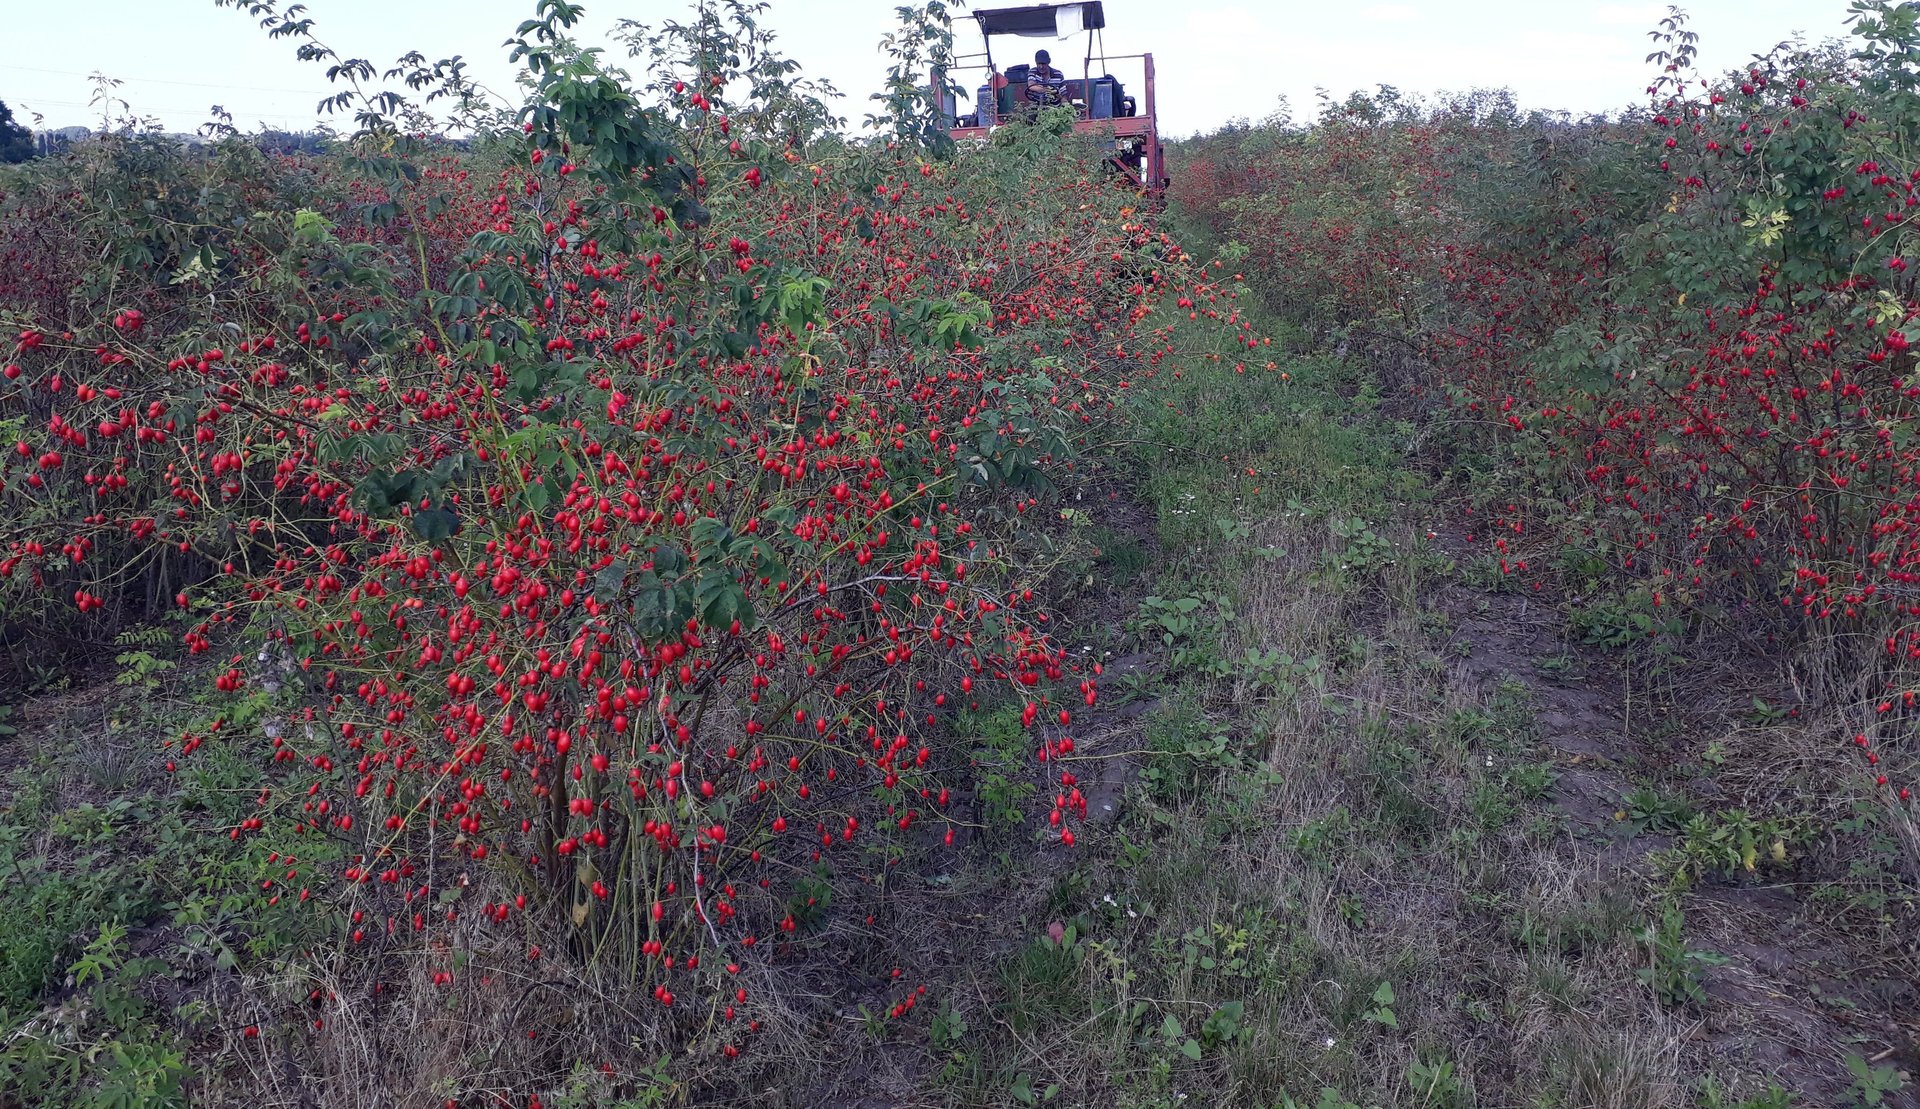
1433 539 1920 1107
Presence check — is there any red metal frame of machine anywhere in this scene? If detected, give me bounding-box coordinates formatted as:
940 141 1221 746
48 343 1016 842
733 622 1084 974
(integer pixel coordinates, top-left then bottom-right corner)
932 2 1166 197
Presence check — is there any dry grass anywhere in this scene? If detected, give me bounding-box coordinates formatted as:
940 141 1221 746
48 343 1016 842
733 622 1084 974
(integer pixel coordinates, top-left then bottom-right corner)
932 456 1915 1108
940 510 1683 1106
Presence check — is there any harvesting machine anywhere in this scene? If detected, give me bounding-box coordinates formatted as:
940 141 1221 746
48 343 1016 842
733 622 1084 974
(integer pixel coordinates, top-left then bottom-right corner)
933 2 1167 197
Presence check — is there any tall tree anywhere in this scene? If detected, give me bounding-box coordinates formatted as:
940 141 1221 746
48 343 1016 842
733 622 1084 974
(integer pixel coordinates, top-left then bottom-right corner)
0 100 33 163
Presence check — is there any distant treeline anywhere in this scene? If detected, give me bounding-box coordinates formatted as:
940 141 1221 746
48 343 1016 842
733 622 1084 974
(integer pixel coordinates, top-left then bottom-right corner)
9 125 472 161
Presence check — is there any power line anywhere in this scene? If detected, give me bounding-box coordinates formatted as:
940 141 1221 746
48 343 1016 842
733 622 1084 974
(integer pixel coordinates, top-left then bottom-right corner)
0 62 325 97
16 98 322 129
20 96 317 117
24 95 313 113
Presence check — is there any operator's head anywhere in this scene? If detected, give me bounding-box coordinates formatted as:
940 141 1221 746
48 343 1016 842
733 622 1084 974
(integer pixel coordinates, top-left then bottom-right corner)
1035 49 1051 66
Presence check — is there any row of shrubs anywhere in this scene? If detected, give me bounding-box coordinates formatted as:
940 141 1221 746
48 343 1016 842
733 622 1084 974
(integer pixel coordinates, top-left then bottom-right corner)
1176 5 1920 808
0 1 1253 1100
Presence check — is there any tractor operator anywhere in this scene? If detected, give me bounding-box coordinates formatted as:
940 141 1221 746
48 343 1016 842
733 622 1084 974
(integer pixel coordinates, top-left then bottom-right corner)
1026 49 1065 107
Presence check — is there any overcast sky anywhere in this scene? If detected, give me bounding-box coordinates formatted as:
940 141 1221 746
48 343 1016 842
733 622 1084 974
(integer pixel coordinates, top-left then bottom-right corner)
3 0 1857 139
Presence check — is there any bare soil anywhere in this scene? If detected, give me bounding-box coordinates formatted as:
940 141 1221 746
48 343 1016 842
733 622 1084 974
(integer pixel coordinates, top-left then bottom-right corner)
1431 529 1920 1108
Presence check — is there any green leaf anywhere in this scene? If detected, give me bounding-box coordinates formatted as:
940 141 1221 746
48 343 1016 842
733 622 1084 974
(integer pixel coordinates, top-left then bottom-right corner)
696 569 750 631
292 207 334 243
690 515 735 554
594 560 630 602
410 506 460 542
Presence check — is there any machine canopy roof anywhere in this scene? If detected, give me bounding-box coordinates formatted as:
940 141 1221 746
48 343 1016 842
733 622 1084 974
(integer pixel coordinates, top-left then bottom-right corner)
973 2 1106 39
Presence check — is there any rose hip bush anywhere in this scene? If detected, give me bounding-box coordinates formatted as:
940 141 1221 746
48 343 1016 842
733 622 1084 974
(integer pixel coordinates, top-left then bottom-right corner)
0 0 1240 1098
1179 7 1918 814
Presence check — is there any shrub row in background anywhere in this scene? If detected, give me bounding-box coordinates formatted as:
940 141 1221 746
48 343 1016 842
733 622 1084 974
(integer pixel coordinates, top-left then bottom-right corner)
1177 4 1920 812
